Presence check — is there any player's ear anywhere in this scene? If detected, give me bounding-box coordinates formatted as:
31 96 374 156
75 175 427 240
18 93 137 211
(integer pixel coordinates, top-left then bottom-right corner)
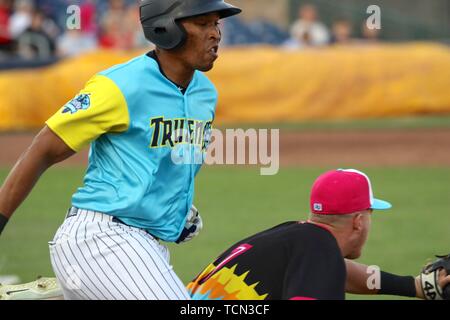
351 213 364 232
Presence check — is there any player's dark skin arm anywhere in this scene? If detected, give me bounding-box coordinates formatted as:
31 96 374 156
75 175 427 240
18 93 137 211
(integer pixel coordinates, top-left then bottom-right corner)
0 126 75 219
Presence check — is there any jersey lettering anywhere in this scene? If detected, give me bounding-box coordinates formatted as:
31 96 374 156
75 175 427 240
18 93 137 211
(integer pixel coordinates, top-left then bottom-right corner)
150 117 213 149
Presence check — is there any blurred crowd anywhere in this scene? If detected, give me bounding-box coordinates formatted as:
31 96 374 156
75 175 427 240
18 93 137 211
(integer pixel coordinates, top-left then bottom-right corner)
222 3 381 48
283 4 381 49
0 0 380 63
0 0 147 62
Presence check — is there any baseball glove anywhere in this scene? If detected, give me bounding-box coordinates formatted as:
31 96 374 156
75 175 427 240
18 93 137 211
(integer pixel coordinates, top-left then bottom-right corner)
176 205 203 244
420 254 450 300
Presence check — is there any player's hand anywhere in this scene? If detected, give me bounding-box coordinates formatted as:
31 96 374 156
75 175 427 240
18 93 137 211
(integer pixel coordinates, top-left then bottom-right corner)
175 205 203 244
415 254 450 300
438 269 450 289
415 269 450 299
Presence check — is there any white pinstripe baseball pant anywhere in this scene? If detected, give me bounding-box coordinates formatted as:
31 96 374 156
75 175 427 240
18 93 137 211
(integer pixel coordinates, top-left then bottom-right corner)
48 208 191 300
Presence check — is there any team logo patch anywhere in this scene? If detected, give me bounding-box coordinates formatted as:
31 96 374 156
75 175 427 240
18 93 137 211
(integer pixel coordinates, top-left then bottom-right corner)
62 94 91 114
313 203 323 211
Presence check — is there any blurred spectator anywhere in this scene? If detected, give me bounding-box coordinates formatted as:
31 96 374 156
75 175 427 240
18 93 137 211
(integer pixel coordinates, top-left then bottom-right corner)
221 17 257 46
361 22 381 43
8 0 33 39
285 4 330 49
124 1 149 49
99 0 133 50
248 20 290 45
57 29 96 57
221 16 289 47
0 0 12 52
80 0 97 36
16 9 56 60
39 11 59 40
331 19 353 44
57 0 98 58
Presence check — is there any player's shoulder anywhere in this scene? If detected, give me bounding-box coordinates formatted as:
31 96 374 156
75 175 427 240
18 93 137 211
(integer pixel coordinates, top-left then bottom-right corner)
99 54 150 79
235 221 299 248
295 222 335 240
95 54 158 97
284 223 344 272
279 222 338 249
194 71 218 95
297 224 343 261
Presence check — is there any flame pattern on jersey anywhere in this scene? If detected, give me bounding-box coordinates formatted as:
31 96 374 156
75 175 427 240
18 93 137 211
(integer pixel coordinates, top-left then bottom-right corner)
187 264 268 300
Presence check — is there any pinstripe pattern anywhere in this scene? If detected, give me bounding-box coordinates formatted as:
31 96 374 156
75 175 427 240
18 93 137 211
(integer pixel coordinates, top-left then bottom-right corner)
50 245 85 300
115 224 190 299
117 224 190 299
49 208 191 300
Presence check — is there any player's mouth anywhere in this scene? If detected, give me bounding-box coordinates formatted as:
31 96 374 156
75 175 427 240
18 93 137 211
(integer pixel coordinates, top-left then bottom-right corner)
208 45 219 59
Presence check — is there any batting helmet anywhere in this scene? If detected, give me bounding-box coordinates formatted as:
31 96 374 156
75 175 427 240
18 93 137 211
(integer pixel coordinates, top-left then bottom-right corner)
140 0 242 50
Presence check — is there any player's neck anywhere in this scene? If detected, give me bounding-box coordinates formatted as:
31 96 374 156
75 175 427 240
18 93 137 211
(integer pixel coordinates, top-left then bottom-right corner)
306 220 353 258
155 50 194 89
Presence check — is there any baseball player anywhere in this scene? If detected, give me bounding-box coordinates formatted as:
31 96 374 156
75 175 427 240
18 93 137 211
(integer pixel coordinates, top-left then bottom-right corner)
0 0 241 300
2 169 449 301
187 169 450 300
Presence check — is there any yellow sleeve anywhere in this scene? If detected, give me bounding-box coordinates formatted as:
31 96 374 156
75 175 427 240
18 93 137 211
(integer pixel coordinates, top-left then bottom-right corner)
46 75 129 152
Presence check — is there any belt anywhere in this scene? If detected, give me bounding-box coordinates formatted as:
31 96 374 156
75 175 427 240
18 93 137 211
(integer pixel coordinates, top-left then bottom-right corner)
112 216 161 241
66 207 160 241
111 216 127 225
65 207 79 219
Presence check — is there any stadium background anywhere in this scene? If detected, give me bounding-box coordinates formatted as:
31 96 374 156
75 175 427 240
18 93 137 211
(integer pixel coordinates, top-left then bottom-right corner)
0 0 449 300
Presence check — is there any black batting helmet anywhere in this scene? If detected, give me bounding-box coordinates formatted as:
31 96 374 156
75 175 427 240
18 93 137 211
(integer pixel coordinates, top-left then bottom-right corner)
140 0 242 50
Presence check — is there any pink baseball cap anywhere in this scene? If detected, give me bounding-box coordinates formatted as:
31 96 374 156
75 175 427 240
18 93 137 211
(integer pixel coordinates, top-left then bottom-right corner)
310 169 392 215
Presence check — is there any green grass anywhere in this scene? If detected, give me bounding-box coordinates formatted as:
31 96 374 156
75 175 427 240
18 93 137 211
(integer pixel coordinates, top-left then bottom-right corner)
217 115 450 131
1 166 450 300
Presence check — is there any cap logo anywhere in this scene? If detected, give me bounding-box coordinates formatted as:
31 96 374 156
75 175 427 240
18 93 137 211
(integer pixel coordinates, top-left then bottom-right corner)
313 203 323 211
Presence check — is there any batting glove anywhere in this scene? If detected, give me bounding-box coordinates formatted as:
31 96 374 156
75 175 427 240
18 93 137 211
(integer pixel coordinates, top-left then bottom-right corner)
176 205 203 244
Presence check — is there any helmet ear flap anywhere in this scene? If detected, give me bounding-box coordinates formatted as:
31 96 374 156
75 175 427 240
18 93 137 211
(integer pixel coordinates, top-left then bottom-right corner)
142 17 187 50
171 20 188 50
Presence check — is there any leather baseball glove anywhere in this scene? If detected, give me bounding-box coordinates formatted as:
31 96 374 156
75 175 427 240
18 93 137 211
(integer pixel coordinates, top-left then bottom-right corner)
420 254 450 300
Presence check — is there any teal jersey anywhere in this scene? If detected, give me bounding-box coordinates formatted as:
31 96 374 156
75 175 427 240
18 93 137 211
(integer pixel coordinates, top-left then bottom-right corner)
47 53 217 242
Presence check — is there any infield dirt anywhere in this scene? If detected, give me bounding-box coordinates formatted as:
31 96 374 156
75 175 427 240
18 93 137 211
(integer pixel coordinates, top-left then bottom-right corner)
1 129 449 167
